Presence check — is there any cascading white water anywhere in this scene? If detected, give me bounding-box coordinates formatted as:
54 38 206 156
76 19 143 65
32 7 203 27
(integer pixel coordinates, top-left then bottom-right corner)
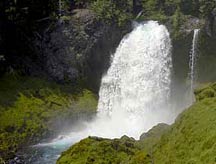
95 21 173 138
189 29 200 99
32 22 180 164
40 21 175 143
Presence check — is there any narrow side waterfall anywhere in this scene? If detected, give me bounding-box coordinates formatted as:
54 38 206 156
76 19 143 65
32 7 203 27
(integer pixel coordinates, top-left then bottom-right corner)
189 29 200 99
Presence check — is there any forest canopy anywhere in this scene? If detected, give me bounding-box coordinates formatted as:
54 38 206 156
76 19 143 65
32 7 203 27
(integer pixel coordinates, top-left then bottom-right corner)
1 0 215 23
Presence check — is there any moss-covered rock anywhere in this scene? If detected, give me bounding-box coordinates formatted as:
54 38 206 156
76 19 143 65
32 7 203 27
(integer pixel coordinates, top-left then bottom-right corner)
0 74 98 161
57 136 151 164
138 123 170 152
56 124 169 164
194 83 216 101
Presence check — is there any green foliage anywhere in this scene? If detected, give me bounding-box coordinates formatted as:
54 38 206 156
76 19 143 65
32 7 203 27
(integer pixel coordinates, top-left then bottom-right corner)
163 0 180 15
1 0 215 24
0 74 73 107
195 83 216 101
172 6 184 37
142 0 163 15
1 0 59 21
91 0 132 26
0 74 97 161
74 90 98 113
127 151 152 164
140 0 215 18
138 123 170 152
141 0 180 17
199 0 216 17
138 0 215 38
179 0 199 16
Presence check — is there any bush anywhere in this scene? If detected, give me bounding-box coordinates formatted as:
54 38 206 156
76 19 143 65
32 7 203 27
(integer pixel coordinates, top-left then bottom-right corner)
91 0 132 26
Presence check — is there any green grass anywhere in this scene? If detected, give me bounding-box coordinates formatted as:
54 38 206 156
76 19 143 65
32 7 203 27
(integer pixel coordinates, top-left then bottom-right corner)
153 99 216 163
153 83 216 164
0 74 98 161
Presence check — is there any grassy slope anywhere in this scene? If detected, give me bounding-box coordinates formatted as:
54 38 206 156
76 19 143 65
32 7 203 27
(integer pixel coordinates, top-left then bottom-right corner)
0 74 98 161
153 83 216 164
57 83 216 164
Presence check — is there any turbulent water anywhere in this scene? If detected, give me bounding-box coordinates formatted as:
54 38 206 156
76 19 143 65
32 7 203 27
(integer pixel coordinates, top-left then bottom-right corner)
26 21 190 163
96 21 173 137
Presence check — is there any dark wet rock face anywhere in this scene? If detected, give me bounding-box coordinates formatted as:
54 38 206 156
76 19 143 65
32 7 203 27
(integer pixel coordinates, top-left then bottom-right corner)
179 16 204 35
213 8 216 36
205 8 216 37
8 155 25 164
35 9 130 91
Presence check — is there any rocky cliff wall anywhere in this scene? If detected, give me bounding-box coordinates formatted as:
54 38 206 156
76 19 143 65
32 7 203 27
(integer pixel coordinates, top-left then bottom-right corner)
33 9 131 91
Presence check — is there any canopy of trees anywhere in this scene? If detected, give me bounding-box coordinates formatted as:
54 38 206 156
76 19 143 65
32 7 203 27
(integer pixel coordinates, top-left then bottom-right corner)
0 0 215 25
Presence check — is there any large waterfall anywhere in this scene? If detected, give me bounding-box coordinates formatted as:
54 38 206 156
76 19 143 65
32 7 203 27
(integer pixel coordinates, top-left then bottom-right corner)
95 21 173 138
30 21 182 164
57 21 174 140
40 21 175 142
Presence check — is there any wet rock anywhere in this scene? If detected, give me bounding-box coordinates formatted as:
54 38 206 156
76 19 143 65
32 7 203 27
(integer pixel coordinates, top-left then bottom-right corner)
180 16 204 35
165 16 204 39
205 8 216 37
33 9 131 91
121 135 135 141
8 155 25 164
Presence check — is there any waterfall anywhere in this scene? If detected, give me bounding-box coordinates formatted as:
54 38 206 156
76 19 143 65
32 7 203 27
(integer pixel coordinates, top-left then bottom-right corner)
95 21 173 138
25 21 198 164
189 29 200 96
35 21 177 150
